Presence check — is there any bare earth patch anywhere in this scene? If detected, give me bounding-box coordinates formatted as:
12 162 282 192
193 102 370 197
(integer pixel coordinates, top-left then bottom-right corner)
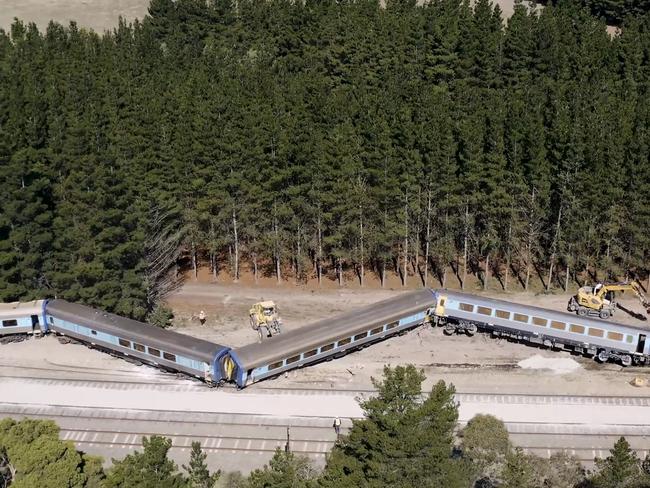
0 0 149 33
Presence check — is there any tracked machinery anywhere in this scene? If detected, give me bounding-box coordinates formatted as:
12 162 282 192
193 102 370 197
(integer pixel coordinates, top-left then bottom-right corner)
249 301 282 340
568 281 650 319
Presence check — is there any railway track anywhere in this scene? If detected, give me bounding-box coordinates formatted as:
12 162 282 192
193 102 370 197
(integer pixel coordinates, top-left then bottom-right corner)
1 401 649 466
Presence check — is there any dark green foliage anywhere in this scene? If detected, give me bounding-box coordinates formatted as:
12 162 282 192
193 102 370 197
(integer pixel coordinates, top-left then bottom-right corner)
2 0 650 311
147 304 174 329
590 436 647 488
105 435 187 488
183 442 219 488
320 365 471 487
247 449 317 488
0 418 104 488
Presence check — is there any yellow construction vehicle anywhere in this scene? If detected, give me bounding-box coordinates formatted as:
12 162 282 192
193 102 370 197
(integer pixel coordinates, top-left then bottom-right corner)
249 301 282 340
567 281 650 319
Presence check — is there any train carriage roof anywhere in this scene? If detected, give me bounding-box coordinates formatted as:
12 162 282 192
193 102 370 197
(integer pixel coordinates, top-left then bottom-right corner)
46 299 227 363
437 289 649 335
0 300 44 319
232 289 436 370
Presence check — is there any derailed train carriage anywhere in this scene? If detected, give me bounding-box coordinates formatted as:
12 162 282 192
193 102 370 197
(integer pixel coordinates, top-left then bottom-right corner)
222 289 437 388
430 289 650 367
44 300 231 384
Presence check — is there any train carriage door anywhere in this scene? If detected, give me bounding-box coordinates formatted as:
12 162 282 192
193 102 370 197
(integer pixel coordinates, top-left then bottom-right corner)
637 334 646 354
31 315 39 335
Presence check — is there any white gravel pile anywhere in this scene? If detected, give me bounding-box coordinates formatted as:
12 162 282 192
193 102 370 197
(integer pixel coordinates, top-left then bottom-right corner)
518 355 582 374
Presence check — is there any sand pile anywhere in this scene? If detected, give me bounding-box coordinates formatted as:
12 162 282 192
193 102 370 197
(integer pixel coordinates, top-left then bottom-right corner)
518 355 582 374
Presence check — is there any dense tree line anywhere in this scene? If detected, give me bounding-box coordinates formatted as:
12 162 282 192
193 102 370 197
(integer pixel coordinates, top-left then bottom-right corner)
3 366 650 487
1 0 650 317
560 0 650 25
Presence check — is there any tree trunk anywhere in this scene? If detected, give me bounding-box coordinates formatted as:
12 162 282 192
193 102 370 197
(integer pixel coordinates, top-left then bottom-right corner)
381 260 386 288
359 208 364 287
274 211 281 283
253 252 258 284
504 220 512 291
296 229 301 284
192 242 198 280
232 208 239 282
565 263 569 291
317 216 323 287
546 206 562 292
338 257 343 286
403 199 409 287
525 255 531 291
424 191 431 287
462 203 469 290
484 252 490 291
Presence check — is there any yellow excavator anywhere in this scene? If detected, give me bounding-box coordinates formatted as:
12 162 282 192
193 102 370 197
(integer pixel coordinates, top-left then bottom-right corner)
568 281 650 319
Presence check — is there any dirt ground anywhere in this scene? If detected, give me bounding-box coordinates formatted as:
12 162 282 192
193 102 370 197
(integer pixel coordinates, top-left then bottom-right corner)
1 0 526 34
0 0 149 33
165 270 650 397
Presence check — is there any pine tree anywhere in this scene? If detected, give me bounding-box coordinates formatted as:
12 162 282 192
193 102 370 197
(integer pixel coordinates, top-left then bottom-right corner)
183 442 219 488
591 437 642 488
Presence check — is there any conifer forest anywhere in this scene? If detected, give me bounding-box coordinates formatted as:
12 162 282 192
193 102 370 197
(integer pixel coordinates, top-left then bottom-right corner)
1 0 650 319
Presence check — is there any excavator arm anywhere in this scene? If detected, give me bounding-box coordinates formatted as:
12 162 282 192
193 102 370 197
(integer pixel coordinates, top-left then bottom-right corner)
596 282 650 313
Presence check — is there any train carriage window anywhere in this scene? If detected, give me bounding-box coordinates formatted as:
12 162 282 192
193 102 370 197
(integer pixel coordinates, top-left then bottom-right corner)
386 321 399 330
2 320 18 327
569 324 585 334
338 338 351 346
148 347 160 357
286 355 301 364
370 326 384 335
133 343 145 352
163 352 176 362
269 361 284 370
320 343 334 353
626 335 634 344
477 306 492 316
304 349 318 358
588 328 604 338
607 331 624 342
532 317 548 327
118 338 131 348
439 299 446 307
513 313 529 323
354 332 368 341
551 321 566 330
459 303 474 312
496 310 510 319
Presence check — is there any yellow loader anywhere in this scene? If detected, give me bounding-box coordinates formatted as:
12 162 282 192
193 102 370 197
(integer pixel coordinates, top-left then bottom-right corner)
249 301 282 340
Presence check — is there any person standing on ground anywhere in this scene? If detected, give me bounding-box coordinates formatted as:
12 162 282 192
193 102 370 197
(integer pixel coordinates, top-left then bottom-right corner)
333 416 341 437
198 310 206 326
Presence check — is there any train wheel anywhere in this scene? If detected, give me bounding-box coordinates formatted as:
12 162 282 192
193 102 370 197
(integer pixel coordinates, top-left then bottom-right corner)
578 308 588 317
599 310 610 319
465 324 477 336
597 350 609 363
443 324 456 335
620 355 632 367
